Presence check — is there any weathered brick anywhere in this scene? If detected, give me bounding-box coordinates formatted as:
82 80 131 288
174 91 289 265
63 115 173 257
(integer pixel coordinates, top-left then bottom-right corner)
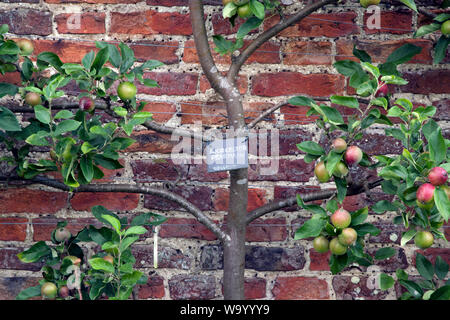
264 12 359 37
281 103 320 124
144 186 214 211
127 131 176 154
219 277 267 300
132 244 191 270
139 102 177 123
246 218 287 242
169 274 216 300
137 274 165 299
309 250 331 271
213 188 268 212
0 277 40 300
272 277 329 300
33 39 97 64
131 41 179 65
283 41 332 65
32 217 97 241
0 9 52 35
397 70 450 94
0 188 67 214
159 218 218 241
55 12 106 34
252 73 346 97
0 218 27 241
0 247 42 271
199 74 248 94
414 248 450 266
363 10 413 35
138 72 198 96
45 0 141 3
180 100 228 125
273 186 321 212
70 192 139 212
248 159 314 182
333 275 390 300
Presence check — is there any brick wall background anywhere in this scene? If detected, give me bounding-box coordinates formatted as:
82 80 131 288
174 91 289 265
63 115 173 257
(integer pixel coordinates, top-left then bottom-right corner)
0 0 449 300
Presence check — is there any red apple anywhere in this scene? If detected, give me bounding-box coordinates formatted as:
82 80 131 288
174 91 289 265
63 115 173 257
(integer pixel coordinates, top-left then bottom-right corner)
375 83 388 97
338 227 357 246
329 237 347 255
314 161 330 183
330 208 352 229
332 138 347 153
79 96 95 113
344 146 363 166
416 183 435 205
428 167 448 186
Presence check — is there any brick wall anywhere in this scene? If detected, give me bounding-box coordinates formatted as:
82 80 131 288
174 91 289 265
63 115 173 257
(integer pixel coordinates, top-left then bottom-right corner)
0 0 449 300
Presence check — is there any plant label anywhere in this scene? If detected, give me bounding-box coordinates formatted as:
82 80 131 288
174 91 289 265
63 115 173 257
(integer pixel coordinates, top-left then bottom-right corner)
206 137 248 172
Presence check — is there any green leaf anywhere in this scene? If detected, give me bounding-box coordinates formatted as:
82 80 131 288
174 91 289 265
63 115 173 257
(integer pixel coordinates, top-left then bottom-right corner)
16 285 42 300
353 46 372 63
80 156 94 183
361 62 380 79
386 43 421 65
288 96 316 107
334 176 347 203
396 268 409 281
237 16 263 39
320 106 344 125
54 119 81 136
25 131 50 146
435 256 449 280
113 106 128 117
119 42 135 73
353 223 380 236
82 50 95 70
54 110 74 120
0 106 21 131
330 96 359 109
415 253 434 281
434 186 450 222
294 217 327 240
89 257 115 273
371 200 398 214
379 273 395 290
401 229 417 247
223 2 237 18
296 195 327 216
93 154 123 170
414 22 441 38
434 35 450 64
329 254 349 275
296 141 324 156
0 82 18 98
37 52 63 73
250 0 265 20
375 247 396 260
399 280 423 299
123 226 147 237
430 285 450 300
34 105 51 124
122 270 144 287
120 235 139 252
398 0 418 12
101 214 121 234
17 241 51 263
423 119 446 166
350 207 368 225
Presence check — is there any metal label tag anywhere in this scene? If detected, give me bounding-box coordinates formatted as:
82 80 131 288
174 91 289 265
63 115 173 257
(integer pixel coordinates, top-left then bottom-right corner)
206 137 248 173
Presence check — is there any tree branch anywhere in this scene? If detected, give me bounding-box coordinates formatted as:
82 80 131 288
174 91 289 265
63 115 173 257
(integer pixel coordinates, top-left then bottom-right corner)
227 0 338 81
245 178 383 225
1 175 229 243
247 101 288 129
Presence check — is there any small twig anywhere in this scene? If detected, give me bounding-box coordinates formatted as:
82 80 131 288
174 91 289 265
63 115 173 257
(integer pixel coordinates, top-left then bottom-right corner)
247 102 288 129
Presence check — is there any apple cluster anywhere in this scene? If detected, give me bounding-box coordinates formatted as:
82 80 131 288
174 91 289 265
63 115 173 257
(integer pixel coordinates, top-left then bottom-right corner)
314 138 363 183
313 208 357 255
223 0 253 19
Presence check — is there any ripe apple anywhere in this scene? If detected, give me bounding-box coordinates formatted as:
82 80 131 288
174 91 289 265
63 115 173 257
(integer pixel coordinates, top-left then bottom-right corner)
329 237 347 255
103 255 114 264
314 161 330 183
416 183 435 206
345 145 363 166
333 161 349 178
59 286 70 298
332 138 347 153
338 228 357 246
54 227 71 242
331 208 351 229
237 3 253 18
441 20 450 36
428 167 448 186
24 92 42 106
375 83 389 97
16 39 34 56
41 282 57 299
313 236 329 253
79 96 95 113
117 81 137 101
414 231 434 249
65 255 81 266
359 0 381 8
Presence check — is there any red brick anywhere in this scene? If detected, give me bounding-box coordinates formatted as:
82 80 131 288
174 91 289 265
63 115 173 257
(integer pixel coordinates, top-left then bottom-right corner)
0 71 21 86
45 0 141 3
33 39 97 64
283 41 332 65
333 276 390 300
146 0 219 5
110 11 192 35
70 192 139 212
309 250 331 271
336 39 433 64
220 277 266 299
199 74 248 94
127 131 176 154
245 41 281 64
248 159 314 182
264 12 359 37
0 247 42 271
141 102 176 123
132 244 191 269
0 188 67 214
0 277 40 300
32 217 97 241
397 70 450 94
273 185 321 212
183 40 230 65
252 73 345 97
169 274 216 300
0 9 52 35
55 12 106 34
144 186 213 211
131 41 179 65
281 103 320 124
246 218 287 242
138 72 198 96
181 101 228 125
272 277 329 300
211 13 249 35
414 248 450 266
138 275 165 299
213 188 269 212
0 218 27 241
159 218 217 241
363 10 413 34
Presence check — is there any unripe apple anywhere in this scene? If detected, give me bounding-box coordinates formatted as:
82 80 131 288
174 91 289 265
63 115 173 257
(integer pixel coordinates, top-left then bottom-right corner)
65 255 81 266
117 81 137 101
24 92 42 106
314 161 330 183
375 83 389 97
344 145 363 166
416 183 435 205
237 3 253 18
79 96 95 113
333 161 349 178
54 227 71 242
414 231 434 249
428 167 448 186
359 0 380 8
441 20 450 36
222 0 233 5
41 282 57 299
338 228 357 246
416 199 434 211
332 138 347 153
103 255 114 264
331 208 351 229
313 236 329 253
329 237 347 255
16 39 34 56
